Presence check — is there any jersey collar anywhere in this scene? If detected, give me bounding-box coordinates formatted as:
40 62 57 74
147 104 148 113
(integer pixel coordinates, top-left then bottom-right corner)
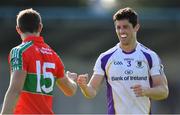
23 35 44 43
117 42 139 54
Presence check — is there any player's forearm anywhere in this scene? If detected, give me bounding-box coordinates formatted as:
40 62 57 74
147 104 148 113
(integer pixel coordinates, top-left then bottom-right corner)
80 84 97 99
65 80 77 96
144 85 169 100
57 79 77 96
1 89 20 114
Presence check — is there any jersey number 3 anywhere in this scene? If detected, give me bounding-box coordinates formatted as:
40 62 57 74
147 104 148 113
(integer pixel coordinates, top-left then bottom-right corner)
36 60 55 93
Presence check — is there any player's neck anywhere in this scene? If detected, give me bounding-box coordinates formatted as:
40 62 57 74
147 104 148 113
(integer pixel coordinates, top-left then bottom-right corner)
120 41 137 53
21 32 40 41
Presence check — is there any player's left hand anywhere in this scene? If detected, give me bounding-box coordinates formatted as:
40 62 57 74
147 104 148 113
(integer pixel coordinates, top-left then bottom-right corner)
66 71 78 82
131 84 147 97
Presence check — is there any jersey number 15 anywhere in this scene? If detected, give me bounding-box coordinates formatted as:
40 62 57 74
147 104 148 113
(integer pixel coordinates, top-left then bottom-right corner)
36 60 55 93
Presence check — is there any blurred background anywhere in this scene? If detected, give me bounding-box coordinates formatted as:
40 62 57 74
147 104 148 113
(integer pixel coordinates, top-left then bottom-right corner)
0 0 180 114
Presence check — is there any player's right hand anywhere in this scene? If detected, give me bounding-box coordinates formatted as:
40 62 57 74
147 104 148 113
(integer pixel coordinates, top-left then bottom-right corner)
77 74 89 89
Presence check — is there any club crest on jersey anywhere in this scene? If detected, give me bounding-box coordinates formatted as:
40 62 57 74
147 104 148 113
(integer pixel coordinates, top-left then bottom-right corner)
136 60 144 68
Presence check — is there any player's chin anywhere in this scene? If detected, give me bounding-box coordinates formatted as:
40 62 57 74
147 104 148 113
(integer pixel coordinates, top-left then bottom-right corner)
120 40 129 45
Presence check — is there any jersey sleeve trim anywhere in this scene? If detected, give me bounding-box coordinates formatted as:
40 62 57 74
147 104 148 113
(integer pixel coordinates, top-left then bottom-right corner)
10 41 33 72
141 50 152 69
101 49 117 72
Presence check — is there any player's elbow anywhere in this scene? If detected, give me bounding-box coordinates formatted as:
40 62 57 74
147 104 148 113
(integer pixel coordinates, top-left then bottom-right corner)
162 85 169 99
157 85 169 100
9 85 22 96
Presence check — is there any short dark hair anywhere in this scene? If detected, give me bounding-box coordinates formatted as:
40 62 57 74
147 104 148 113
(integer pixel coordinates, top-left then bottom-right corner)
16 8 42 33
113 7 138 27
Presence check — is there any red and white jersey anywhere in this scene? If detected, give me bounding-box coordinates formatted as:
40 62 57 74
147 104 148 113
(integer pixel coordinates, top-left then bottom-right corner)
9 36 64 114
93 42 164 114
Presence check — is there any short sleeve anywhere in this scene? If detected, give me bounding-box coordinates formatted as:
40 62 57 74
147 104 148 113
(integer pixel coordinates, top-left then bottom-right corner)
150 52 165 76
9 48 28 72
56 56 65 79
93 54 105 76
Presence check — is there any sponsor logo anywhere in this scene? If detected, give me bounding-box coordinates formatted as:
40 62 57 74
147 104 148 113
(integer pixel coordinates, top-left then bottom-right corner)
111 76 123 81
124 70 133 75
40 47 53 55
111 76 148 81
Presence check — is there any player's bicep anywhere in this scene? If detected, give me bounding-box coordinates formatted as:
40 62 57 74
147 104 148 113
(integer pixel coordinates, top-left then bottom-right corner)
88 74 104 91
9 70 27 94
151 74 168 87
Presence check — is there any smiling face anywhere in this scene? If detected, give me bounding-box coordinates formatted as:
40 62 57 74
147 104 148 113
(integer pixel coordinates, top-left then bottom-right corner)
115 19 139 46
113 7 140 46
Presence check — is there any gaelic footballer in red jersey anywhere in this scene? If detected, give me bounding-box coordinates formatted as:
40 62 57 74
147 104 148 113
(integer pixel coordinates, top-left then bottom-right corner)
1 8 77 114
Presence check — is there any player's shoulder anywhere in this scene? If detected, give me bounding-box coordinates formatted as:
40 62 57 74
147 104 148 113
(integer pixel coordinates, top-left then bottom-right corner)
44 43 59 55
10 41 33 55
138 42 158 57
102 46 117 55
100 44 118 57
42 43 63 61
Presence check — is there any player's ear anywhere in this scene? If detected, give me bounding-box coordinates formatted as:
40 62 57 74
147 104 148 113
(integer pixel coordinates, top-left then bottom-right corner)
38 23 43 33
16 25 23 35
134 23 140 32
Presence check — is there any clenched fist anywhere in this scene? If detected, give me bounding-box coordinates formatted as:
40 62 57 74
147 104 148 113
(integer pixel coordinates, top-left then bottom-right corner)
66 71 77 82
77 74 89 89
131 84 147 97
